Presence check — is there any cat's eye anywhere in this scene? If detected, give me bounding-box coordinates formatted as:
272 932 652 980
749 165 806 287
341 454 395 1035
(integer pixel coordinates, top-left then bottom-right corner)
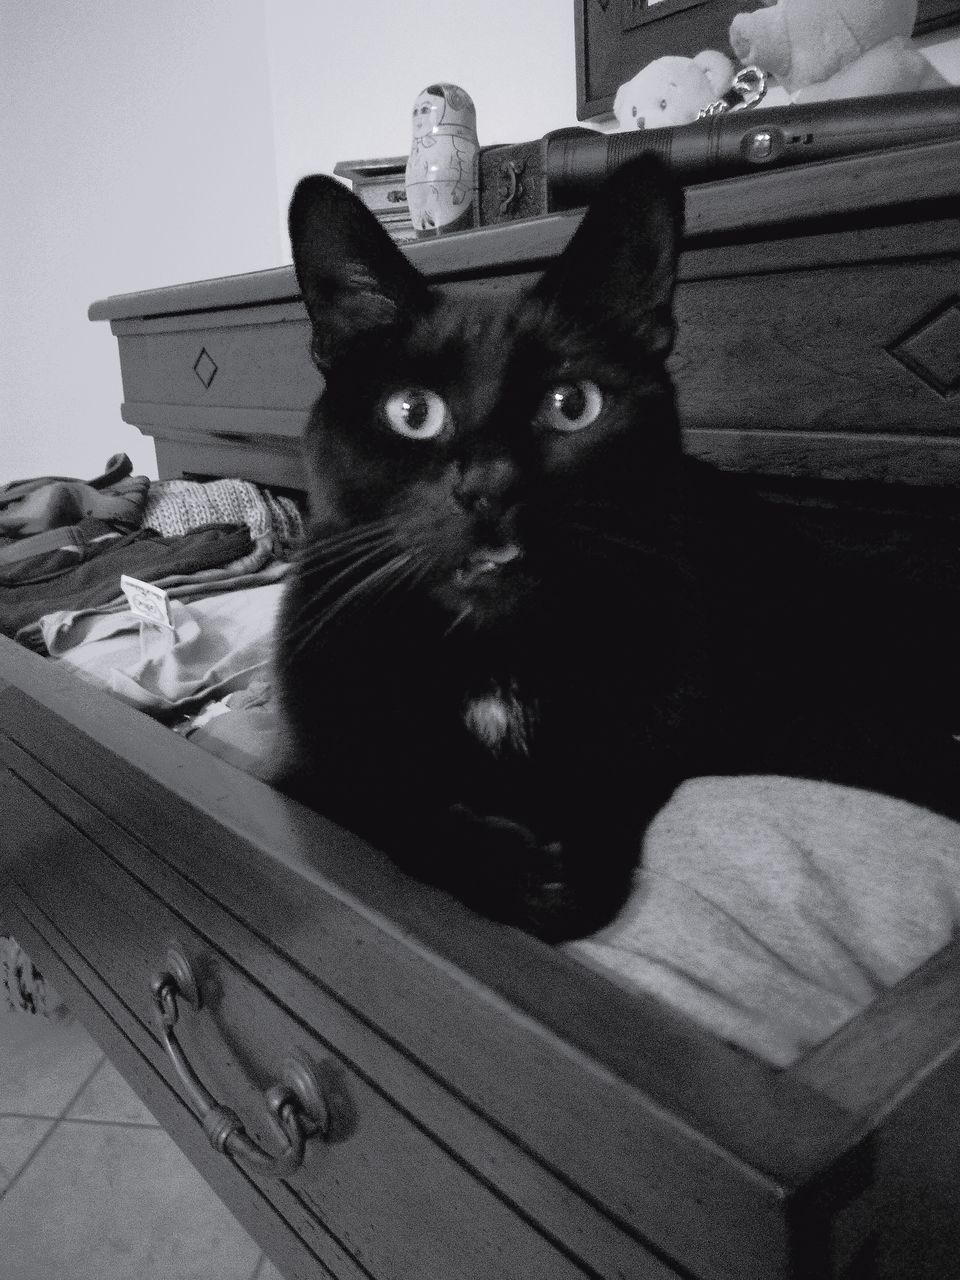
538 380 603 433
382 388 448 440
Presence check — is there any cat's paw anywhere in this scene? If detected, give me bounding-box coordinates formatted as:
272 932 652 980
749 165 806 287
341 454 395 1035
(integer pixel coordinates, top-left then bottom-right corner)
445 806 599 942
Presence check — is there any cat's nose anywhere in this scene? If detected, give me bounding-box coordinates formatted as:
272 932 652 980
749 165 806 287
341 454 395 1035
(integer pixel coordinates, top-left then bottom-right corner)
453 458 517 513
455 490 492 515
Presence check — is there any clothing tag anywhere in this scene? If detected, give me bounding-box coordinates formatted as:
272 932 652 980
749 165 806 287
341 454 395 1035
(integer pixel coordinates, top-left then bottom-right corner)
120 574 174 629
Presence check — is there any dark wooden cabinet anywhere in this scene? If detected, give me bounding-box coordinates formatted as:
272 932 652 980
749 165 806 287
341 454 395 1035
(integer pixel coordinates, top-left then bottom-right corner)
3 139 960 1278
89 137 960 489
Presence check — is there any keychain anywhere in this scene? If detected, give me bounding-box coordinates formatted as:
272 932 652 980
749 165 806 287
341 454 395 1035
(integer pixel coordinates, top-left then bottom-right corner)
699 66 768 118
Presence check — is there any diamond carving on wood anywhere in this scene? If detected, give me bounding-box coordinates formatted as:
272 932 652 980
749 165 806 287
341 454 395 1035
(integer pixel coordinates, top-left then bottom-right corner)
193 347 218 389
888 299 960 398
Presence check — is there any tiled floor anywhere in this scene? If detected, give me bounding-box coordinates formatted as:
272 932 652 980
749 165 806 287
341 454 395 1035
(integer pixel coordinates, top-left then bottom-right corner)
0 1004 284 1280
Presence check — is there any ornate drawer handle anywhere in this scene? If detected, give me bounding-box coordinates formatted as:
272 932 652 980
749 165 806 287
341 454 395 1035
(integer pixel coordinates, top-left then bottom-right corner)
150 944 329 1179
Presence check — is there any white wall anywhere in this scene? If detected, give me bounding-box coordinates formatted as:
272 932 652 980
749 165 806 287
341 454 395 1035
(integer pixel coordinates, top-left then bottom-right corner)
0 0 281 483
263 0 576 259
1 2 956 486
0 0 575 484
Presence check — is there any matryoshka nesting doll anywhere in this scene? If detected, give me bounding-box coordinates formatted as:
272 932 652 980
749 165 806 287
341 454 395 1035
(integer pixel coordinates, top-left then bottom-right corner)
405 83 478 236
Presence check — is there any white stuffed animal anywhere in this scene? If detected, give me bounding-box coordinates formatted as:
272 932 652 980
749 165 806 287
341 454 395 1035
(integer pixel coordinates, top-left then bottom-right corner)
614 50 736 129
728 0 949 102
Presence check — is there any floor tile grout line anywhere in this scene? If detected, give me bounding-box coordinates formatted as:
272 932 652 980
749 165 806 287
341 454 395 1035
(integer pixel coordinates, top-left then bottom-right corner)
0 1115 58 1206
0 1110 159 1129
58 1052 108 1118
0 1052 106 1205
57 1115 162 1130
0 1110 64 1122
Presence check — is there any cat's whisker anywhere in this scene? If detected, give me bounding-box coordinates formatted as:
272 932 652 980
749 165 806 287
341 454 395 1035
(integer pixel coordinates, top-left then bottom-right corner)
299 535 396 581
298 518 392 554
363 551 426 613
566 520 670 560
296 522 395 576
565 520 699 586
444 604 474 637
284 533 419 636
407 559 434 594
314 515 393 538
317 552 415 627
298 518 386 551
317 518 394 549
285 539 401 630
283 551 415 660
566 520 649 552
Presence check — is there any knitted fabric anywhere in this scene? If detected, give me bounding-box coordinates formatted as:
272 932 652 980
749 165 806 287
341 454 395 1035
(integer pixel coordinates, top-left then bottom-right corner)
143 479 304 552
1 935 68 1018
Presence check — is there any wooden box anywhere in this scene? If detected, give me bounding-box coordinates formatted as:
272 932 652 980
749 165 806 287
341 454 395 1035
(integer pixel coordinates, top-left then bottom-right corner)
2 140 960 1279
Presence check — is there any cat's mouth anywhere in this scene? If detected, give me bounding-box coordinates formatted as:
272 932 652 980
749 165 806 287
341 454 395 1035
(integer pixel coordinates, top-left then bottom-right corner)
454 543 523 589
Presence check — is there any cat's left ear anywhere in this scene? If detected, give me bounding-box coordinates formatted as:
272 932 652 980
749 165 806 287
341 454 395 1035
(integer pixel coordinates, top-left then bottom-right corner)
289 174 429 369
534 155 683 357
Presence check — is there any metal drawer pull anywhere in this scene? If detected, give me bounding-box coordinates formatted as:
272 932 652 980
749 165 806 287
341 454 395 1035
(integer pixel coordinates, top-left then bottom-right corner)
150 944 329 1179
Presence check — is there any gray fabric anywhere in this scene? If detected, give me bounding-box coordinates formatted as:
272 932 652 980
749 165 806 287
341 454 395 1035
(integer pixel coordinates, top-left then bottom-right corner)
1 935 67 1018
175 679 279 780
570 775 960 1065
143 478 304 553
13 534 289 652
31 582 285 717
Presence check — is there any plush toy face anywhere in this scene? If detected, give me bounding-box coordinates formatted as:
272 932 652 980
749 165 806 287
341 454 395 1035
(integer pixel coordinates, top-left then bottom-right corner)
613 57 717 129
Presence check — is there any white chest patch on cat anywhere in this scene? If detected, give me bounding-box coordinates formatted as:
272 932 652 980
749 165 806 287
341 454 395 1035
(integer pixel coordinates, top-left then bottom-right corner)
463 682 533 755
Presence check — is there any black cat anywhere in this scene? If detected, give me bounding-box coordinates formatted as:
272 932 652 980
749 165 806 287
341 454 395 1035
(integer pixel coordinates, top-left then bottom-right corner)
276 157 959 942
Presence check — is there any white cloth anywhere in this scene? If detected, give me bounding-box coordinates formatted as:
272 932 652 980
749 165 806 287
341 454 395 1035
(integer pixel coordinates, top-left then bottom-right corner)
570 775 960 1065
35 582 284 716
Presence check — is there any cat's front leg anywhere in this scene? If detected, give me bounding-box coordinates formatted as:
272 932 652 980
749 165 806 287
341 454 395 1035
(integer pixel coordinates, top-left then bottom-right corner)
434 804 637 943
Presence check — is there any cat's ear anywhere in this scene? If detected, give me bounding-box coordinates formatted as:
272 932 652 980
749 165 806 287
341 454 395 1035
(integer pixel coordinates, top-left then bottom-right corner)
288 175 429 369
534 156 683 357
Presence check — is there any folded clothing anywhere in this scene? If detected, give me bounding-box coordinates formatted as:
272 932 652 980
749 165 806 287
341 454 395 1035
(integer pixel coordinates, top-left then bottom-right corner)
33 581 285 717
144 478 304 553
568 775 960 1066
0 452 149 542
0 518 128 584
0 523 253 635
119 533 289 601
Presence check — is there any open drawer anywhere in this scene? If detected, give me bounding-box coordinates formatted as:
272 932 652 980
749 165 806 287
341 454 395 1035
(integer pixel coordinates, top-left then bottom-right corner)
3 633 960 1280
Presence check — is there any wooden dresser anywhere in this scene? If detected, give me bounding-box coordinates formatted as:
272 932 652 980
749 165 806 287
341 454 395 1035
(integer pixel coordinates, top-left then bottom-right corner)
2 139 960 1279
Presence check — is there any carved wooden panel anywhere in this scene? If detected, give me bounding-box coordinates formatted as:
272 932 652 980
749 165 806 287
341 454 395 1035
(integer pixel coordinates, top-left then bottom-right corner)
889 298 960 398
192 346 218 389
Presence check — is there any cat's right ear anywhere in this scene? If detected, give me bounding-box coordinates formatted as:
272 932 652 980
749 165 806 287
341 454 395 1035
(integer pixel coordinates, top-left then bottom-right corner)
533 155 683 358
288 175 429 369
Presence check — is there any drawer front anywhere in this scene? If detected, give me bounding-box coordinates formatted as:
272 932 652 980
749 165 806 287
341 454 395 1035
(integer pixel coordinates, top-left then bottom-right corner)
357 183 409 216
0 659 869 1280
673 241 960 487
0 760 677 1280
675 257 960 438
113 302 313 413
